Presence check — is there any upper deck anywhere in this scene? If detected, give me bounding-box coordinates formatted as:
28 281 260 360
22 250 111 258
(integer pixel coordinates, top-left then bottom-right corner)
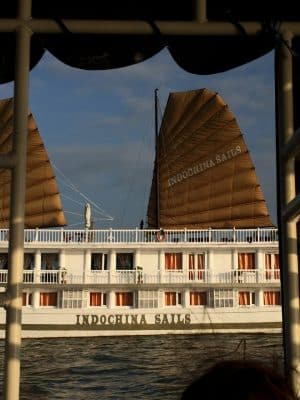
0 227 279 248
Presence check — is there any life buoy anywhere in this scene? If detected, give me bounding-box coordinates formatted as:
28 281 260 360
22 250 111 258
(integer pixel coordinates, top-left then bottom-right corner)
156 230 166 242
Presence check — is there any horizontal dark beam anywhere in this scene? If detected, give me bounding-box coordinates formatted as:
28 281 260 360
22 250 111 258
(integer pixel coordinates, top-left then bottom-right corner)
0 19 300 36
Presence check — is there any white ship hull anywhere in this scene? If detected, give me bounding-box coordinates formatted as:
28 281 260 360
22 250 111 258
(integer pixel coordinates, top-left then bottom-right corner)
0 308 281 339
0 227 282 338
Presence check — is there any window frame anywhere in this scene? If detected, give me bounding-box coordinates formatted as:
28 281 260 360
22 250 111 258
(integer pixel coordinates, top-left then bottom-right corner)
115 291 134 306
164 291 182 306
91 253 108 271
116 253 134 270
165 253 183 270
39 291 58 307
89 291 107 307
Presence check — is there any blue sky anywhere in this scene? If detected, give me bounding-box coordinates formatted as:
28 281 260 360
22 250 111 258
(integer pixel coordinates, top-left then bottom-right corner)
1 48 276 228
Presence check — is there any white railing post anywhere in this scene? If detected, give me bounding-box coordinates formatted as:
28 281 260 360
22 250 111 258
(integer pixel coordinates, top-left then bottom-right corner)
34 227 39 242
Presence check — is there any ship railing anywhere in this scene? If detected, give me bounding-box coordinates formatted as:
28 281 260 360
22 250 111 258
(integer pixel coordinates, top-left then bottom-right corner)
0 268 281 285
188 269 206 281
260 269 281 282
39 270 60 283
211 270 258 284
208 269 280 284
0 227 279 244
161 271 185 283
113 270 136 284
23 270 34 283
86 271 110 284
62 274 83 284
0 270 7 283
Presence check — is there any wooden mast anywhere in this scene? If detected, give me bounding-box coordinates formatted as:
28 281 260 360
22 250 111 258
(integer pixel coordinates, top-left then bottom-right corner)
154 88 160 228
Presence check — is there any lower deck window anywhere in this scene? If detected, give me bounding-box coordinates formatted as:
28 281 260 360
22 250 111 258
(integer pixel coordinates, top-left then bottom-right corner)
40 292 57 306
60 290 88 308
209 290 234 308
22 292 32 306
90 292 107 306
165 291 182 306
239 291 256 306
138 290 158 308
190 291 207 306
115 292 133 306
264 291 281 305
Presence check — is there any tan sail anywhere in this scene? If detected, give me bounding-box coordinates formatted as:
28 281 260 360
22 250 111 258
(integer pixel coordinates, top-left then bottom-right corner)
147 89 273 229
0 98 67 228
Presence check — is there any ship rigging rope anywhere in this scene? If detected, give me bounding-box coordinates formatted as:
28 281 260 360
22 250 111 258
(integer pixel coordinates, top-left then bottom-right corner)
53 163 114 221
119 95 155 227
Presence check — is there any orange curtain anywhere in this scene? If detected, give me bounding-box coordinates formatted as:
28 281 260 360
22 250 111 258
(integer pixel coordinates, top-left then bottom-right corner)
165 253 182 270
189 254 195 269
189 254 205 279
238 253 255 270
238 291 250 305
40 292 57 306
189 254 195 279
274 254 280 279
190 291 207 305
265 254 280 279
90 292 105 306
197 254 204 279
198 254 204 268
264 291 281 305
165 292 176 306
265 254 272 279
115 292 133 306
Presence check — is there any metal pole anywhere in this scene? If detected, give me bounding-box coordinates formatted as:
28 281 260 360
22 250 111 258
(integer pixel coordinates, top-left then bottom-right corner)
3 0 32 399
154 88 160 228
195 0 207 23
275 31 300 396
0 19 300 36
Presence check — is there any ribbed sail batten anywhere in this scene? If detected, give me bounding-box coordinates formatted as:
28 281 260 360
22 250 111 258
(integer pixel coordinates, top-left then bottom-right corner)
147 89 273 229
0 98 67 228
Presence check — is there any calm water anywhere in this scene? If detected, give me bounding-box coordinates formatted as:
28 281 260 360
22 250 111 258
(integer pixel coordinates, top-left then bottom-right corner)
0 333 283 399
